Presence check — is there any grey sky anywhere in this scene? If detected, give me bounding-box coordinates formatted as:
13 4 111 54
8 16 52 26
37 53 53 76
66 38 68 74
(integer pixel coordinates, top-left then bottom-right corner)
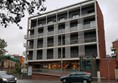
0 0 118 55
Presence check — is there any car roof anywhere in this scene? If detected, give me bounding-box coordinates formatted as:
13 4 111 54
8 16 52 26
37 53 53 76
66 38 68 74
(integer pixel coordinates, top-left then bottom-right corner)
71 72 90 75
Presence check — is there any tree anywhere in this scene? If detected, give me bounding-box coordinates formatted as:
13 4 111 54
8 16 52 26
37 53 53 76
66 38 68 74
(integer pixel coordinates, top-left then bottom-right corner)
0 0 46 29
0 38 7 55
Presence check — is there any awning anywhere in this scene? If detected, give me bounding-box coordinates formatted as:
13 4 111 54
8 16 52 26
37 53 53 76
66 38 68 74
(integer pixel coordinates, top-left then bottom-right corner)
0 55 19 62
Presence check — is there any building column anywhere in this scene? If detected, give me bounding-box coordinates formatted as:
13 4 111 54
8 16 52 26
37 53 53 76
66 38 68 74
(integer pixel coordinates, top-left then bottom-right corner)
54 48 58 59
65 21 70 33
33 39 37 60
43 49 47 59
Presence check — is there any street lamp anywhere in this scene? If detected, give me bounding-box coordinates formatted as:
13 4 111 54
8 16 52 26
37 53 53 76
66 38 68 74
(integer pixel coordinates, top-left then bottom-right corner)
106 58 110 83
60 29 63 76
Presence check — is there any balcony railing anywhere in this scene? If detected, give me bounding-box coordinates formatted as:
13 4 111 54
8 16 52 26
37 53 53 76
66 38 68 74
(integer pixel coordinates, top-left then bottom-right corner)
27 46 33 49
59 18 66 22
47 43 53 47
38 33 43 37
85 37 96 42
48 21 56 25
72 15 79 19
83 22 96 29
24 35 27 39
27 35 34 39
48 31 54 35
58 41 65 45
82 11 95 17
70 39 78 44
24 43 26 47
90 21 96 28
58 29 65 34
70 26 77 32
28 56 33 60
37 45 43 48
23 51 26 56
85 52 97 57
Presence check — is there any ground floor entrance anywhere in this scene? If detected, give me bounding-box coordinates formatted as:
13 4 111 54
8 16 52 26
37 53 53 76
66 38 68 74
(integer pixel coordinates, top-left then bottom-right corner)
28 58 98 77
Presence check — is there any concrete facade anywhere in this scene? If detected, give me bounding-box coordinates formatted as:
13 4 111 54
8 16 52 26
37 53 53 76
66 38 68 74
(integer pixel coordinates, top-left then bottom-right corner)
25 0 108 80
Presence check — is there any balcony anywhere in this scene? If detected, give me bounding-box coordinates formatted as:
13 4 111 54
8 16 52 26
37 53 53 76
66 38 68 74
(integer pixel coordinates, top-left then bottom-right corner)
58 41 65 45
48 31 54 36
58 29 65 34
24 35 27 39
48 21 54 25
27 46 33 49
47 43 53 47
59 18 66 22
23 51 26 56
37 45 43 48
47 20 56 25
28 35 34 39
38 33 44 37
72 15 79 19
85 37 96 43
83 21 96 29
31 19 37 28
24 43 26 47
47 49 53 59
85 45 97 57
39 24 43 27
27 56 33 60
70 26 77 32
70 39 78 44
38 17 46 27
90 21 96 28
82 4 95 17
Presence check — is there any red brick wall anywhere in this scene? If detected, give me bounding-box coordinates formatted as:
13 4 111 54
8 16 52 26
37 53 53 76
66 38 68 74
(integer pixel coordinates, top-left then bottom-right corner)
100 59 117 80
96 2 106 59
32 73 60 80
113 41 118 61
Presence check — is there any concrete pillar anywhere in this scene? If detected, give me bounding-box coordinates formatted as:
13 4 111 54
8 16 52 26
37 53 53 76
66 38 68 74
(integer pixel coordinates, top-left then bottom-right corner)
97 71 101 82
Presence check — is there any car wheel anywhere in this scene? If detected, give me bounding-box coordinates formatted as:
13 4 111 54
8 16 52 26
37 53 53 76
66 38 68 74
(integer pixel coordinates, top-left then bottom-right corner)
62 79 67 83
0 80 3 83
83 80 88 83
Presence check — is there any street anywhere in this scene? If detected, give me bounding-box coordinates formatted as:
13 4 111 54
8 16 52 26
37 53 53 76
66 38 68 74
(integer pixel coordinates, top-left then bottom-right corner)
17 80 60 83
17 79 118 83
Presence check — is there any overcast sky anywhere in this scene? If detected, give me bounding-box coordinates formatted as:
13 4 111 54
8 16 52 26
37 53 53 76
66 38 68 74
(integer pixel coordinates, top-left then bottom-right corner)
0 0 118 55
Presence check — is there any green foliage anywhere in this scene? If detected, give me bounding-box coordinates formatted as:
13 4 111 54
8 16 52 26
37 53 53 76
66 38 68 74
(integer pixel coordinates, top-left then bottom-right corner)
0 0 46 29
0 38 7 55
14 62 21 74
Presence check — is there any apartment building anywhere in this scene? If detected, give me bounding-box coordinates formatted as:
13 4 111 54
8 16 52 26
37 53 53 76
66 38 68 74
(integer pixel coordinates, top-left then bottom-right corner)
25 0 106 77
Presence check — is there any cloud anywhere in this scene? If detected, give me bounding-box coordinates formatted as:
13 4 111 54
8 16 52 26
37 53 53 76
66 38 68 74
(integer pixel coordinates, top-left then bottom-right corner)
0 0 118 55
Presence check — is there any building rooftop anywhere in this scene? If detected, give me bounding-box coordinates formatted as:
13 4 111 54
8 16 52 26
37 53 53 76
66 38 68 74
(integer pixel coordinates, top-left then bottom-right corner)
29 0 95 19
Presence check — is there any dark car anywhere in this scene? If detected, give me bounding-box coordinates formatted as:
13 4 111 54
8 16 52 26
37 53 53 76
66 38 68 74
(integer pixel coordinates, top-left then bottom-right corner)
0 72 17 83
60 72 92 83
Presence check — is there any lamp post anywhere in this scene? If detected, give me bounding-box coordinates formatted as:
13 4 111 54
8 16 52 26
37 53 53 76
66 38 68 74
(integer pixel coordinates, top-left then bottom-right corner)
60 29 63 76
106 57 110 83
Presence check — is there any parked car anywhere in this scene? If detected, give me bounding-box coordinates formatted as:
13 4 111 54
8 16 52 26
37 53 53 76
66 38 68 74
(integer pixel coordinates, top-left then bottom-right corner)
0 71 17 83
60 72 92 83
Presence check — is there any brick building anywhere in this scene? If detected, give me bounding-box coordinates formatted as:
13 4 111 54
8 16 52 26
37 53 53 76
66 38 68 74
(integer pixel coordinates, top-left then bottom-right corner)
112 39 118 62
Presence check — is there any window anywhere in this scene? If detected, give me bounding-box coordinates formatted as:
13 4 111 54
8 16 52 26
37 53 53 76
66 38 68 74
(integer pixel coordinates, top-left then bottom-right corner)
71 46 78 58
58 23 65 30
37 50 42 59
47 37 53 47
47 49 53 59
48 25 54 32
58 48 65 58
70 20 78 28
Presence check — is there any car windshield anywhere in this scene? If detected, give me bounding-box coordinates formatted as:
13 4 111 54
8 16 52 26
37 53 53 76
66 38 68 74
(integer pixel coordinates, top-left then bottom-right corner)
0 72 7 76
